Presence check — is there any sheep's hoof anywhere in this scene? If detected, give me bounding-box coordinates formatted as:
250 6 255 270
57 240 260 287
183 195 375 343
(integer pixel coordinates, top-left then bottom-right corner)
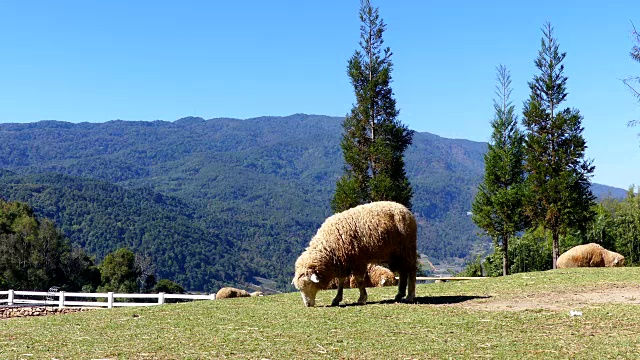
331 300 341 306
403 295 415 303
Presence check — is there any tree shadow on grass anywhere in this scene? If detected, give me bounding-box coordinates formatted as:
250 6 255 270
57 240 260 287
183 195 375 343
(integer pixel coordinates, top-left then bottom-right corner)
332 295 491 307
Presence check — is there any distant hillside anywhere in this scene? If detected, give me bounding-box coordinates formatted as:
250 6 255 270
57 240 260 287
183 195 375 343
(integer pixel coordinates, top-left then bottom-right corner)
0 114 626 290
591 183 629 200
0 170 249 291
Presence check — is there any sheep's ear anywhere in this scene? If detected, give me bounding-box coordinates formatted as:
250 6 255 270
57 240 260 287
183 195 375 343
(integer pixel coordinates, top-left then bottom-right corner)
310 273 320 283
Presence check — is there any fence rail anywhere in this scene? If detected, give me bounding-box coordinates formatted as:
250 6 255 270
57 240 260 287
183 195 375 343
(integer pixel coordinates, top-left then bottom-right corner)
0 290 215 309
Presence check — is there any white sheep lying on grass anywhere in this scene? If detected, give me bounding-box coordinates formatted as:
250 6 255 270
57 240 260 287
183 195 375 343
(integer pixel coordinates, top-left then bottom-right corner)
215 287 264 299
328 264 398 289
557 243 624 268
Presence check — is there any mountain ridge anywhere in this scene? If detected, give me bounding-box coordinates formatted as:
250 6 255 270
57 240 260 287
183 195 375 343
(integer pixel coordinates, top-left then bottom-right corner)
0 114 627 290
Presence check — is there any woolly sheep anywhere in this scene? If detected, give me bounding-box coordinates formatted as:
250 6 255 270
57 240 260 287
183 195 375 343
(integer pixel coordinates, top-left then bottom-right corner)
327 264 399 289
362 264 399 288
292 201 417 307
215 287 264 299
557 243 625 268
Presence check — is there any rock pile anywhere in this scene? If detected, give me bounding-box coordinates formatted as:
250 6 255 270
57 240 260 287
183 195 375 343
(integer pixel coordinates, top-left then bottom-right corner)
0 306 95 319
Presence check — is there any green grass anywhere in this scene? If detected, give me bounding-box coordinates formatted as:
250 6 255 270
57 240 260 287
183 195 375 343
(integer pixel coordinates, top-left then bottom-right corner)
3 267 640 359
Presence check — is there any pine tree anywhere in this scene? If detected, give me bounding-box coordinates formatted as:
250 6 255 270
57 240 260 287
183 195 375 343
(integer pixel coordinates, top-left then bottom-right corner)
472 65 526 276
522 23 596 269
625 22 640 128
332 0 414 212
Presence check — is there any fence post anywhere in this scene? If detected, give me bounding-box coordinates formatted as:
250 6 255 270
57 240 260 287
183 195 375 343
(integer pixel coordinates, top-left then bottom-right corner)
8 289 14 305
108 292 114 309
58 291 65 308
210 293 216 300
158 292 165 305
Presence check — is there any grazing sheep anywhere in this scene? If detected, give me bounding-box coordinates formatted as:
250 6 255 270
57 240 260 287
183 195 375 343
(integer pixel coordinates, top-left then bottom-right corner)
292 201 417 307
327 264 398 289
557 243 625 268
215 287 264 299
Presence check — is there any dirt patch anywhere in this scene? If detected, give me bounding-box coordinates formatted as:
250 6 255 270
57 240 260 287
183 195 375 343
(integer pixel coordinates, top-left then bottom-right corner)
462 285 640 311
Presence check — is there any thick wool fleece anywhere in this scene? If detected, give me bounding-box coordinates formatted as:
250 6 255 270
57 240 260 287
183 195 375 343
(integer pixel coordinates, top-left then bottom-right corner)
328 264 398 289
215 287 251 299
557 243 625 268
293 201 417 306
360 264 398 287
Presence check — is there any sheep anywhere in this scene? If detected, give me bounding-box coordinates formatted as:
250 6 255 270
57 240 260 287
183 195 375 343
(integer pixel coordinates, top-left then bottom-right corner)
327 264 398 289
363 264 398 288
557 243 625 268
327 277 350 289
292 201 417 307
215 287 264 299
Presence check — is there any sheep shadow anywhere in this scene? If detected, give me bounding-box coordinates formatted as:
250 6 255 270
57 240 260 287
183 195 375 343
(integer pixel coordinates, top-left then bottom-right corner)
332 295 490 307
409 295 491 305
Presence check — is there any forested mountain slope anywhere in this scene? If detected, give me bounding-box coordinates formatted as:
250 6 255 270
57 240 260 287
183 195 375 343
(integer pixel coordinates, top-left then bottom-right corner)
0 114 625 290
0 170 244 290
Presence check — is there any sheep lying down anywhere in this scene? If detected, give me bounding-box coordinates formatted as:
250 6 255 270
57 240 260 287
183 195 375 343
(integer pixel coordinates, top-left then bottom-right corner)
215 287 264 299
292 201 417 307
327 264 398 289
557 243 624 268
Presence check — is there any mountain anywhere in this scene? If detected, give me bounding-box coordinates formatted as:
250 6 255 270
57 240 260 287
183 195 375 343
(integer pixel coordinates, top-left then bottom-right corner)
0 114 626 290
590 183 629 200
0 169 243 291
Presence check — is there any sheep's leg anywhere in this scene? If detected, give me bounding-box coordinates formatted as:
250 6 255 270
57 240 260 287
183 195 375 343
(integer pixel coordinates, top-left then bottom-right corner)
405 268 416 303
331 278 345 306
354 274 368 305
395 270 407 302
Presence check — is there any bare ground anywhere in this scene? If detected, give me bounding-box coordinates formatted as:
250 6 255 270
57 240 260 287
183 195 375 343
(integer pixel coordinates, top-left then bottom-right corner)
461 284 640 311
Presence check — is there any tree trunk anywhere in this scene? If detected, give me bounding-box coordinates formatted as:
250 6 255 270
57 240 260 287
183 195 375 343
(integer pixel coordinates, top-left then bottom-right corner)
502 235 509 276
552 230 559 269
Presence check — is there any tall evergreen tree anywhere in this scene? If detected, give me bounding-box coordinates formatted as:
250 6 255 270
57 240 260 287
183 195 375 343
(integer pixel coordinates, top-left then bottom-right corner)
472 65 526 276
625 22 640 128
332 0 414 212
522 23 596 269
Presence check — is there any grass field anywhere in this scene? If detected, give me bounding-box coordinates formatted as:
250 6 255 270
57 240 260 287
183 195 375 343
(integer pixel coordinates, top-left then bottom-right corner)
3 267 640 359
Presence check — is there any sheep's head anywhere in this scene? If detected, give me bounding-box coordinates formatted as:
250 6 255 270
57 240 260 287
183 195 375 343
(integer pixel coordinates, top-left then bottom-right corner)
292 270 322 307
603 250 625 267
612 253 625 267
381 273 398 287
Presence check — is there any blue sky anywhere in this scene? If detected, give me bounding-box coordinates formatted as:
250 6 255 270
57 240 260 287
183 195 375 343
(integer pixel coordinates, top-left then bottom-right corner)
1 1 639 189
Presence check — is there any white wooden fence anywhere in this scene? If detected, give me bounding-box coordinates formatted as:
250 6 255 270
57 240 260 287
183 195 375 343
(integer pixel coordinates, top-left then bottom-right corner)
0 290 215 309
